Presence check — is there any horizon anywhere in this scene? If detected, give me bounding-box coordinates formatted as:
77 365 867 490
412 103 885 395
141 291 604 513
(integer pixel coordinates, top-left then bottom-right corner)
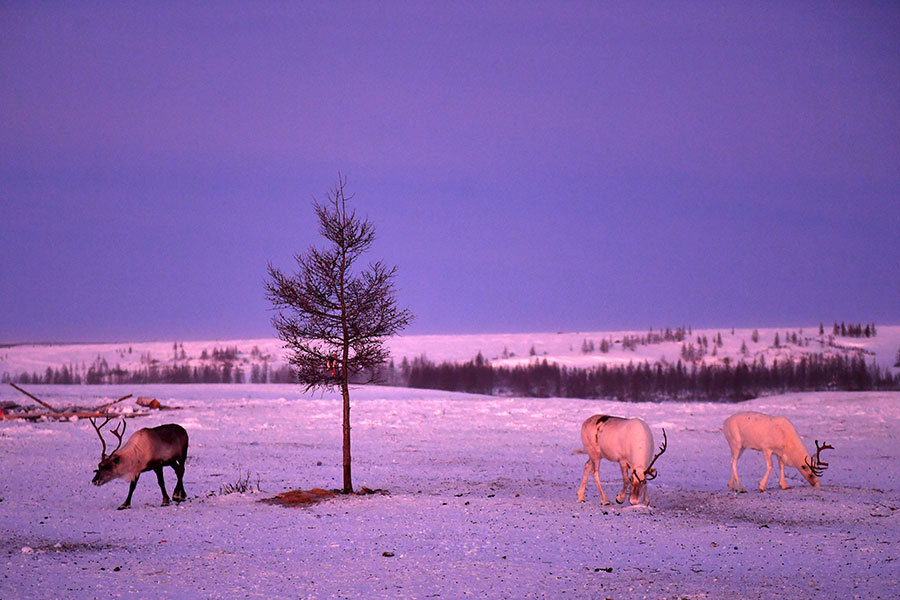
3 4 899 344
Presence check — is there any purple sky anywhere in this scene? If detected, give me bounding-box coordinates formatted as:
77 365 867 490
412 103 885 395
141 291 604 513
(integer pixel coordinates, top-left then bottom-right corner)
2 3 899 343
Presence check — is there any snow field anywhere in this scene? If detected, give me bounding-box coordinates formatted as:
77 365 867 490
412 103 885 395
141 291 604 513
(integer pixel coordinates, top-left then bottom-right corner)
1 384 899 599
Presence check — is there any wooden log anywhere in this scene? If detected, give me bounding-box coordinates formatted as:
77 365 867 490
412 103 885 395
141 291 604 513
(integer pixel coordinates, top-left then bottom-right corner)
0 410 152 422
8 383 60 413
96 394 133 412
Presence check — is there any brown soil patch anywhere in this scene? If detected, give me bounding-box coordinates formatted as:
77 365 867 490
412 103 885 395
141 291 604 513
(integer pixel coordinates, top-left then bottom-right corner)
262 488 338 507
260 487 387 508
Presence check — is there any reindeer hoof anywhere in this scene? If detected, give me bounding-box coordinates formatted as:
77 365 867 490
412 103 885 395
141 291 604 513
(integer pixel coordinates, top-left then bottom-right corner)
117 504 131 511
161 499 171 507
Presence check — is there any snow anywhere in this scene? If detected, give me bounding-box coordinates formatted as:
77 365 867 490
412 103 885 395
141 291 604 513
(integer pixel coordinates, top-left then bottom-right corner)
1 382 899 599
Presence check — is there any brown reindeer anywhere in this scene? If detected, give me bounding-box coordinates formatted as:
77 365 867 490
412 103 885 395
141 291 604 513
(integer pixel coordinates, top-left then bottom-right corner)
90 417 189 510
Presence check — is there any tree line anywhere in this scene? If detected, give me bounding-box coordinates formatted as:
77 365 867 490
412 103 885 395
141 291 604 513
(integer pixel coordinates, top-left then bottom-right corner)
5 344 898 402
2 360 296 385
401 352 898 401
832 322 877 338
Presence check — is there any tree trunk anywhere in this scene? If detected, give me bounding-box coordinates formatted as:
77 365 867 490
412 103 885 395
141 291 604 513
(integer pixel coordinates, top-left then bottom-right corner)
341 376 352 494
338 194 353 494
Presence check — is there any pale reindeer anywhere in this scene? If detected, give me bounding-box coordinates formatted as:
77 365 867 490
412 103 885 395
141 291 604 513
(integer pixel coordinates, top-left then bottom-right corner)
577 415 667 505
90 417 189 510
723 411 833 492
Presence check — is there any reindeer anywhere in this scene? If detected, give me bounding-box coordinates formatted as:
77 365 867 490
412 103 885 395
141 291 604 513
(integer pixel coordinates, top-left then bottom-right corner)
723 411 833 492
577 415 667 505
90 417 189 510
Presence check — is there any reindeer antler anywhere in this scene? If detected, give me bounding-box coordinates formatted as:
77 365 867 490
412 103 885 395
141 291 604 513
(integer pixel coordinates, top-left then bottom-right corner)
109 418 127 456
89 416 112 458
89 416 127 459
804 439 834 477
642 428 668 481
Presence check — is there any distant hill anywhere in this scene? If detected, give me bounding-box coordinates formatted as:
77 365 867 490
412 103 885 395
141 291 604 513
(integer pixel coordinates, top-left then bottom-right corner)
2 324 897 388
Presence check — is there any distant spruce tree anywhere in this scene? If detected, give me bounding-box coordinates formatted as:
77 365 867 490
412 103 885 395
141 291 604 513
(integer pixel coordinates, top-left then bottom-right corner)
265 175 413 493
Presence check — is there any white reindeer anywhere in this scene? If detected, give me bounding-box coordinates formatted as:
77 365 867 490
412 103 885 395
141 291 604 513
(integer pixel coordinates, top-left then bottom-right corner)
577 415 667 505
723 411 833 492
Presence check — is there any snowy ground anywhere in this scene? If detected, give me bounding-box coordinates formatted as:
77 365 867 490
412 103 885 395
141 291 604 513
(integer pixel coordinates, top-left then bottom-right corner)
1 384 898 599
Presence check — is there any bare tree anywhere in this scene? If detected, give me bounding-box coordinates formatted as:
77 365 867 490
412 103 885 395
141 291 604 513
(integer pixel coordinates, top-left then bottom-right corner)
265 175 412 493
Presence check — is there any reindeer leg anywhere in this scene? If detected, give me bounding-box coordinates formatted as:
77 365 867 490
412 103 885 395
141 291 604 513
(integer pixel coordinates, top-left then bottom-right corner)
729 447 746 492
172 459 186 502
616 462 629 504
577 458 592 502
776 454 789 489
172 462 187 502
119 475 139 510
759 450 774 492
154 466 171 506
725 427 746 492
591 459 610 505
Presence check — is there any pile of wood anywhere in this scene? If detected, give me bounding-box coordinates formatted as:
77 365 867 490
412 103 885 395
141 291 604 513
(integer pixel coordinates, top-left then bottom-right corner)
0 383 170 422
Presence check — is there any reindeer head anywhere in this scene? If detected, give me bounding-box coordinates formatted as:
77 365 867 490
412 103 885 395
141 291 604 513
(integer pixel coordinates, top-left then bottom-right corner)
90 417 127 486
799 440 834 487
629 429 667 504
